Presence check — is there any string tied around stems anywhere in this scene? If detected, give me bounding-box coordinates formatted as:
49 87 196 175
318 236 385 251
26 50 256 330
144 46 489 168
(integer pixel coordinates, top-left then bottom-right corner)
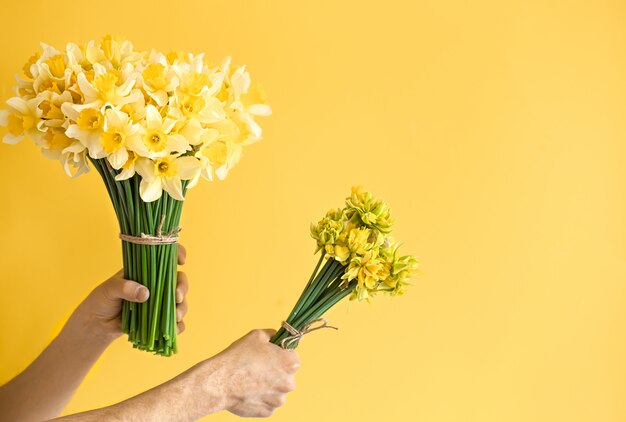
280 318 338 349
119 214 182 245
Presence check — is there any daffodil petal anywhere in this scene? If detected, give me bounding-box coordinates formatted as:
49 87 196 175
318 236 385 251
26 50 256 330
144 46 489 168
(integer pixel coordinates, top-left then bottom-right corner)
145 104 162 129
126 134 150 157
115 167 135 181
135 158 156 181
140 176 163 202
177 156 201 180
167 134 190 153
108 146 128 169
77 73 99 99
248 104 272 116
215 165 229 180
6 97 29 115
116 76 136 97
3 133 24 145
163 176 184 200
60 103 80 121
105 108 125 128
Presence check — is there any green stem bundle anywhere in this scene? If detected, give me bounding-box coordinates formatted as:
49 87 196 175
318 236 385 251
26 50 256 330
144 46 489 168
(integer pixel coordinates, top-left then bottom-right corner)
92 158 186 356
270 253 353 349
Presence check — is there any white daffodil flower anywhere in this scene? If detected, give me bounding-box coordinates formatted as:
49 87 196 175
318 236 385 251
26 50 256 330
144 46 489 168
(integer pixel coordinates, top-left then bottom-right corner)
101 108 149 169
77 63 141 110
172 91 226 125
228 65 272 144
1 97 44 144
194 134 242 183
29 43 75 96
142 104 190 158
84 35 143 68
135 155 201 202
60 141 90 178
40 90 73 130
65 42 93 76
177 118 216 147
140 53 179 106
115 151 139 181
63 104 107 158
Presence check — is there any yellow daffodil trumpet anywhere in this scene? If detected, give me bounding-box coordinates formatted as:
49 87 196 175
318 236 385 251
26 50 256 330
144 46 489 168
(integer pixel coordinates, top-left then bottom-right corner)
270 187 419 349
0 36 271 356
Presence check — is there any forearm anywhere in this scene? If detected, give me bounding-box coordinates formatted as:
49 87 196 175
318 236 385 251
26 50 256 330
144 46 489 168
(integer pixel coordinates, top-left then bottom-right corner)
52 360 226 422
0 314 113 422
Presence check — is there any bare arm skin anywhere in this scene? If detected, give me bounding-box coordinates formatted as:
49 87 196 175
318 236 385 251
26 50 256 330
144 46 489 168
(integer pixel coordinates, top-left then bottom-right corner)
52 329 300 421
0 246 189 422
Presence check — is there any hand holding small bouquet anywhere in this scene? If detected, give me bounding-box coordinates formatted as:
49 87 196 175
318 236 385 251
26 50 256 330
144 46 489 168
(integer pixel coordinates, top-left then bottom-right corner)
271 187 419 349
0 36 271 355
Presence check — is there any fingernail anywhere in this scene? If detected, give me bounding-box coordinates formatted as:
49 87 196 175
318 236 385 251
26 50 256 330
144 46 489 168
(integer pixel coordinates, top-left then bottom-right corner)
136 286 149 301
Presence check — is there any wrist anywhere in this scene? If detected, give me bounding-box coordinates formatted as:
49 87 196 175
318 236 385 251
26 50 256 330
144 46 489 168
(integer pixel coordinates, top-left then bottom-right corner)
186 358 229 416
103 361 227 422
60 308 116 351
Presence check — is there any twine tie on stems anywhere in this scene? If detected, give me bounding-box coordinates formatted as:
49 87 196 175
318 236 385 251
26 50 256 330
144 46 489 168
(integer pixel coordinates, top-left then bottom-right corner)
280 318 338 349
119 214 182 245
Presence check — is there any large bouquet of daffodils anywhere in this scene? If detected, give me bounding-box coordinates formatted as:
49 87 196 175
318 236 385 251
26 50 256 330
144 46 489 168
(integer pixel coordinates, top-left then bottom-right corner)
0 36 271 356
271 187 418 349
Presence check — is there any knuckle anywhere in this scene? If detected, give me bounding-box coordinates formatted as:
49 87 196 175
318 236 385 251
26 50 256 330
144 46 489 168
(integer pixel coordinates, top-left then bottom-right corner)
258 407 274 418
248 329 263 340
281 351 300 371
285 378 297 392
290 352 301 366
276 394 287 406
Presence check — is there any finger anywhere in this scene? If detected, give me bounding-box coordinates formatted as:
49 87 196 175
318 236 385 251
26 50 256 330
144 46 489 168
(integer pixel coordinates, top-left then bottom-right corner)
177 320 186 334
258 328 277 340
102 278 149 303
176 271 189 303
178 244 186 265
276 378 297 392
176 300 188 322
283 353 301 373
263 393 287 408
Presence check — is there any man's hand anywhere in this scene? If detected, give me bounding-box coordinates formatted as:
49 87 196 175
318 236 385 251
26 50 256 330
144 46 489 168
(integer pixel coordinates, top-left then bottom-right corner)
53 328 301 421
200 328 300 418
0 245 191 422
66 245 189 342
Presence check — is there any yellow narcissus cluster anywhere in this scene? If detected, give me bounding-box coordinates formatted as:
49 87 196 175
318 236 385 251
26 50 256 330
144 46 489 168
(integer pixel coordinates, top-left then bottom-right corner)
0 35 271 202
310 187 418 301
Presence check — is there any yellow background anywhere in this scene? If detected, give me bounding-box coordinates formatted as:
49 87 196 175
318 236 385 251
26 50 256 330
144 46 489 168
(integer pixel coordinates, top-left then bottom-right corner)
1 1 625 421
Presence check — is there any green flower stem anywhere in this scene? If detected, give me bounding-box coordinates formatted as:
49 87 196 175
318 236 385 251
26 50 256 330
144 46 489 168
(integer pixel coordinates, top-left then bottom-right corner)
297 259 342 316
283 287 354 349
292 284 352 329
162 246 173 342
149 234 169 348
271 258 346 345
291 258 335 317
285 252 326 322
92 158 184 356
272 283 354 349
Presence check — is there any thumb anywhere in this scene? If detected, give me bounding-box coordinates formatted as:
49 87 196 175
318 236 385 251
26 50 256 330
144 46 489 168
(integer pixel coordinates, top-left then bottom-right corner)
103 277 150 303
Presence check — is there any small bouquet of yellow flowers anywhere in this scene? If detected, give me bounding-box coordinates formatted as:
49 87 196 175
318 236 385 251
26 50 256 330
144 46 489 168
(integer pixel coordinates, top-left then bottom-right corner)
0 36 270 356
271 187 418 349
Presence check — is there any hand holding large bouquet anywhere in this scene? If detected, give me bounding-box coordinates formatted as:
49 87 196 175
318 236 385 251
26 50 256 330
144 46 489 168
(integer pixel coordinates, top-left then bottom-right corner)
0 36 271 355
